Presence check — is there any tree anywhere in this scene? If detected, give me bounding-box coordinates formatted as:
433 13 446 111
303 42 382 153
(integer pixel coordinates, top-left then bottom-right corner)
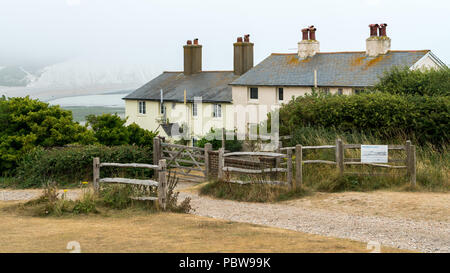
86 114 129 146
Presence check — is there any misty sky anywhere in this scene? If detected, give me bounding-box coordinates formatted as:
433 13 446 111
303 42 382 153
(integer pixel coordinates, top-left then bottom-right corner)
0 0 449 71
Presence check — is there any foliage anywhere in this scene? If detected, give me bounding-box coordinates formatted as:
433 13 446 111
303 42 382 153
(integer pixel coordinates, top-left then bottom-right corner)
200 180 310 203
372 66 450 96
86 113 129 146
278 92 449 146
165 172 192 213
15 145 153 188
127 123 158 147
0 96 95 174
195 128 243 152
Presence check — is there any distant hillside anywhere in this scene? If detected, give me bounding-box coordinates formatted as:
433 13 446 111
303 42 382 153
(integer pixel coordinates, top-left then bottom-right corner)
0 65 43 87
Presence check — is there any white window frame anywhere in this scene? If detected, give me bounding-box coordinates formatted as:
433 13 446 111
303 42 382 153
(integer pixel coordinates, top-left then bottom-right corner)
249 87 259 101
138 101 146 114
278 87 284 101
213 104 222 118
192 102 198 117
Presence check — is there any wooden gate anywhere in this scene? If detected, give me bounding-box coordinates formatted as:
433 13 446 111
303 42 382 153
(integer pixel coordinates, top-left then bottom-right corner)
154 138 211 183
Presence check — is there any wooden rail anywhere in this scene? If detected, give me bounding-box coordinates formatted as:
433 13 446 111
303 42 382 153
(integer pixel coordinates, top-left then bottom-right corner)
93 157 168 209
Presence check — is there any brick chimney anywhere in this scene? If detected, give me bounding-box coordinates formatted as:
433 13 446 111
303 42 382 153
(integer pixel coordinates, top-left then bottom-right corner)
298 26 320 58
233 34 254 75
366 23 391 57
184 38 202 75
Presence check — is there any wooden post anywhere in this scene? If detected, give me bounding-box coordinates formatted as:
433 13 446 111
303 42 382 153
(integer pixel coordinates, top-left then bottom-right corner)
158 159 167 210
336 139 344 176
153 137 161 178
275 141 282 168
405 140 412 178
410 144 417 186
93 157 100 194
221 128 225 150
204 143 212 180
287 149 293 189
295 145 303 187
218 148 224 180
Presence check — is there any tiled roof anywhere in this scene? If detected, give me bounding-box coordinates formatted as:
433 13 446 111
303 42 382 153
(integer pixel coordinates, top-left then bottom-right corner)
123 71 239 103
230 50 430 87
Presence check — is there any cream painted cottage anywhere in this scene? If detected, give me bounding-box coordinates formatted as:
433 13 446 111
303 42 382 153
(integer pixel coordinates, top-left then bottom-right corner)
123 24 446 144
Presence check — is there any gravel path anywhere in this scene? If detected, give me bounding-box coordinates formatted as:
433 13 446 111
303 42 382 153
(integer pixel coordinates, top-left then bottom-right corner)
179 192 449 253
1 187 448 253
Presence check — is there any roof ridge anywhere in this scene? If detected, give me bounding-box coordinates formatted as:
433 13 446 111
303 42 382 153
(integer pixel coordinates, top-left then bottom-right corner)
163 70 234 73
271 50 431 56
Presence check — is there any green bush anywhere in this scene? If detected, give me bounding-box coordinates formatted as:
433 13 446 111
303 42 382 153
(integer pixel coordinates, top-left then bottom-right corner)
0 96 95 174
195 128 242 152
372 67 450 96
15 145 153 188
278 92 449 145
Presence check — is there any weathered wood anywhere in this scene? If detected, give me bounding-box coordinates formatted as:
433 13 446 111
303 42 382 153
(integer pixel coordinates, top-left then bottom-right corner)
344 143 405 150
302 145 336 149
93 157 100 194
218 148 224 180
275 141 282 168
161 157 205 166
176 176 204 183
170 171 206 179
303 160 336 165
99 178 159 187
295 145 302 187
172 165 205 173
161 142 205 151
223 152 285 158
337 139 344 175
227 180 287 186
153 137 161 177
410 144 417 186
158 159 167 210
287 149 293 189
204 143 212 179
222 167 287 174
221 128 225 149
405 140 412 179
343 144 361 149
131 196 158 201
344 162 407 168
99 163 160 169
163 150 205 160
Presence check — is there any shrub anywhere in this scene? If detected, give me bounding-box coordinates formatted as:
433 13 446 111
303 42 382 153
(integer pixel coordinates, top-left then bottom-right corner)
15 145 153 188
196 128 242 152
0 96 95 174
278 92 449 146
372 66 450 96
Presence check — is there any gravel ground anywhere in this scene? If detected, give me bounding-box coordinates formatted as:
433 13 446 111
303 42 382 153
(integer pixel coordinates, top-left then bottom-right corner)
1 186 448 253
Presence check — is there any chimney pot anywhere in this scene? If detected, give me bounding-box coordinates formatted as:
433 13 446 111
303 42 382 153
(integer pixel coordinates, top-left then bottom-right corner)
187 40 192 45
369 24 379 37
237 37 243 42
193 38 199 45
379 23 388 36
308 25 317 40
301 28 309 41
244 34 250 42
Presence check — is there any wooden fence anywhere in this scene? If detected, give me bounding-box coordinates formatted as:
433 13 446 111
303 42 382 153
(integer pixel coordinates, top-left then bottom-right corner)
280 139 417 186
217 149 295 188
153 137 210 183
93 157 168 209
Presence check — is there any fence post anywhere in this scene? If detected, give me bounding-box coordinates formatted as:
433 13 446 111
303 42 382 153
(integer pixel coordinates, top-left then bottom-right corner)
204 143 212 180
295 145 303 187
287 149 293 189
158 159 167 210
409 144 417 187
405 140 411 178
221 128 225 150
275 141 282 168
336 139 344 176
153 137 161 178
93 157 100 194
218 148 224 180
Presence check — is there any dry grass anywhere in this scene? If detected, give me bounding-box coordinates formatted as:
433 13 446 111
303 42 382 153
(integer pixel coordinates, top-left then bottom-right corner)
0 201 408 253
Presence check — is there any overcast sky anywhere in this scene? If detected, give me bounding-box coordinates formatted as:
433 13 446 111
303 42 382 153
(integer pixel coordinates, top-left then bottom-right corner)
0 0 449 71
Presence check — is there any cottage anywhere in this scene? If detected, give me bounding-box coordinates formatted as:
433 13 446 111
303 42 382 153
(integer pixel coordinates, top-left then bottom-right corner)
123 24 446 144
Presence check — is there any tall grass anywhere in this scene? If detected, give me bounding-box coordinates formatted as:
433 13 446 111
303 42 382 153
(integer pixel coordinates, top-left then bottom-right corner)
286 126 449 192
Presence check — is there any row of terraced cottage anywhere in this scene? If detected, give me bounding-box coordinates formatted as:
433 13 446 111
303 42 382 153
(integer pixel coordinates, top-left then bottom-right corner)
123 24 446 146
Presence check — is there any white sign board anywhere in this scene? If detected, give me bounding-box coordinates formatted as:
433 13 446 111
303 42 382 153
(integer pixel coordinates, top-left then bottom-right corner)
361 145 388 163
